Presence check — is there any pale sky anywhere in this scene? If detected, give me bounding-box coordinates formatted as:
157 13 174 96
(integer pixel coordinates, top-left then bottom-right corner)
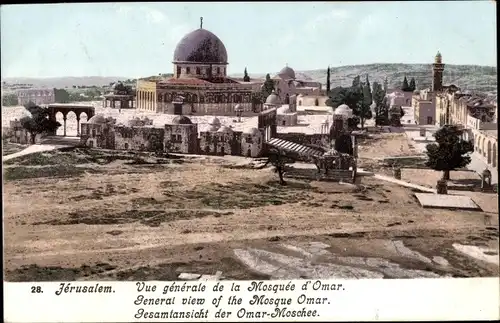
1 1 497 78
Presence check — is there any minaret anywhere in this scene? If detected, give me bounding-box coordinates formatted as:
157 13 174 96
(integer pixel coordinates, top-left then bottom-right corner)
200 17 203 29
432 51 445 92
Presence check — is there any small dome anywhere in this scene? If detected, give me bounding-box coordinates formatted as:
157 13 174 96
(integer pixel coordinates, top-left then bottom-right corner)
172 115 192 125
334 104 353 117
88 114 107 124
217 125 233 133
234 104 243 112
244 127 261 136
209 117 221 126
127 117 152 127
208 117 221 131
278 65 295 79
265 91 280 105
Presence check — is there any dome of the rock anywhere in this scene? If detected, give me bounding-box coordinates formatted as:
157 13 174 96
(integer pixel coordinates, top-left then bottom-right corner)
278 66 295 79
173 28 228 64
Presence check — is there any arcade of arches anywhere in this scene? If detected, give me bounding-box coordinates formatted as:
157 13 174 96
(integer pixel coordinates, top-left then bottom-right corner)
468 130 498 168
48 104 95 137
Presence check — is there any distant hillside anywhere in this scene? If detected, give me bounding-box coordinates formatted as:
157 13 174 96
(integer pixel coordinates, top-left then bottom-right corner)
234 63 497 97
2 76 131 89
2 63 497 97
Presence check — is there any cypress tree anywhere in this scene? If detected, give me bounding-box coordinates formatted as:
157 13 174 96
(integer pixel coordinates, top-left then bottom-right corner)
243 67 250 82
326 66 331 94
409 77 416 91
402 76 410 91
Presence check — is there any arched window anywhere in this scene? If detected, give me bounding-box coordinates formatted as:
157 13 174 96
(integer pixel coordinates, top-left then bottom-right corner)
196 67 200 75
124 143 129 150
186 67 191 74
158 94 163 102
217 67 221 75
177 66 181 77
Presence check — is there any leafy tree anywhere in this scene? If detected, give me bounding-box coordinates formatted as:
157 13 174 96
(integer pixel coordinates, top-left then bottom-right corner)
425 125 474 180
261 73 275 99
409 77 416 91
326 66 331 94
54 88 70 103
2 93 18 106
20 104 61 144
255 148 295 185
243 67 250 82
372 81 387 126
401 76 410 91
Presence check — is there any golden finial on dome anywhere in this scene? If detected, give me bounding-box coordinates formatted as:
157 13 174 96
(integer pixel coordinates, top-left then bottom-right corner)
200 17 203 29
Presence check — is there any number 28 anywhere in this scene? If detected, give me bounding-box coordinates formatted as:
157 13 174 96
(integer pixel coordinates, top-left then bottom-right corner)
31 286 43 293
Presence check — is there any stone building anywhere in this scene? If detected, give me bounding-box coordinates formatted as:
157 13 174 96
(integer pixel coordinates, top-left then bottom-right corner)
7 119 32 144
296 94 329 107
81 115 117 149
16 88 55 106
164 116 199 154
276 105 298 126
81 112 266 157
271 65 323 103
411 88 436 125
103 82 136 109
136 19 259 115
329 104 353 139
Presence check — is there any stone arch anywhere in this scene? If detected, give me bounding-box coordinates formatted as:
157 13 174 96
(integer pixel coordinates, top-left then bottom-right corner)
55 111 65 136
482 137 486 157
487 140 492 164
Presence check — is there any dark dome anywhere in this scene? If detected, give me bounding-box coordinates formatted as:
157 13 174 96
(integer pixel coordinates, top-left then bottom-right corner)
172 115 193 125
173 28 228 64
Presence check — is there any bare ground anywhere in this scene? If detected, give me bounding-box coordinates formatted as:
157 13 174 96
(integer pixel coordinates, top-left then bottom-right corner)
3 142 499 281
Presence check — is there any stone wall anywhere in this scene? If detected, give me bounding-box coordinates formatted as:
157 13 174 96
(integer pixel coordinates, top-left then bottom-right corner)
199 131 237 156
114 126 164 151
164 124 198 154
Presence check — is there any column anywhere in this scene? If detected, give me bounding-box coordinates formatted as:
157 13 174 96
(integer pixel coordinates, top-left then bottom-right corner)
111 100 115 109
76 117 80 136
63 116 67 137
